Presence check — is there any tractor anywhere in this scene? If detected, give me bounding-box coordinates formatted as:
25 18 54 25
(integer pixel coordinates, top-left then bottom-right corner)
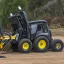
0 6 63 53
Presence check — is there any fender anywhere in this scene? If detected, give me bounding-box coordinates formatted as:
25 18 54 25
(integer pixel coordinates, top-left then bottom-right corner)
35 33 51 42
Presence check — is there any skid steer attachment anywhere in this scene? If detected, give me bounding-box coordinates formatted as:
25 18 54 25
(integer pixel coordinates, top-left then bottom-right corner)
0 35 16 51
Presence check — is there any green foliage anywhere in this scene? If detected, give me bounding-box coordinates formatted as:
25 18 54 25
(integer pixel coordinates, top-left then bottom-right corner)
0 0 64 28
0 0 28 28
28 0 64 20
29 0 43 11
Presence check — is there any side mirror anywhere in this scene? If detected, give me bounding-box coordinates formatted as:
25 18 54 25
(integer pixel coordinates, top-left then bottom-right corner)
49 30 52 37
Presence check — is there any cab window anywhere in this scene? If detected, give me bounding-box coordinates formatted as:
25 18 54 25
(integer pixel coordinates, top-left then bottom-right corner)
37 23 48 33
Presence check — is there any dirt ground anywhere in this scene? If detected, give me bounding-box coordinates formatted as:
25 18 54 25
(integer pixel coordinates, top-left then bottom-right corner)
0 35 64 64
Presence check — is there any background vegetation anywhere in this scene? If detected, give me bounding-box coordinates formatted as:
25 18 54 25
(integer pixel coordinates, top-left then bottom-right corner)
0 0 64 28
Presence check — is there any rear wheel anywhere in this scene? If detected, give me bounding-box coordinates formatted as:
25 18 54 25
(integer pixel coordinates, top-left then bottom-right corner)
18 39 32 53
33 36 49 52
51 39 64 52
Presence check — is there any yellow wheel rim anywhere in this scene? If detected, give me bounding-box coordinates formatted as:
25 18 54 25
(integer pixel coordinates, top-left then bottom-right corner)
22 42 29 50
0 43 3 49
38 40 46 49
56 43 61 49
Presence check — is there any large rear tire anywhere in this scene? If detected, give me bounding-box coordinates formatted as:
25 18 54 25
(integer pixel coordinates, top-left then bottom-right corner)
51 39 64 52
33 36 49 52
18 39 32 53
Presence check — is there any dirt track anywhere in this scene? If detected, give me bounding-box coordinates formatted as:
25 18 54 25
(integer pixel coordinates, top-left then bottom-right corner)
0 36 64 64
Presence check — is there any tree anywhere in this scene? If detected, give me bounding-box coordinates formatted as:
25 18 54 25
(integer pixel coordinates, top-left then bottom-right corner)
0 0 28 28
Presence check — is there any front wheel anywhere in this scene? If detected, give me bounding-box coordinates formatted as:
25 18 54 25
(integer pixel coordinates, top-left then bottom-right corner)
51 39 64 52
18 39 32 53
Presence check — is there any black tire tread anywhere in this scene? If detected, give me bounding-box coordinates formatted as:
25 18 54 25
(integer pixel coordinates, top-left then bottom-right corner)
18 39 32 53
51 39 64 52
33 36 49 52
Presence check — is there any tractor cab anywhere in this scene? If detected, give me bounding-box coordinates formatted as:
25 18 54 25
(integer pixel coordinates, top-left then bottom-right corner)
9 6 51 41
29 20 51 41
